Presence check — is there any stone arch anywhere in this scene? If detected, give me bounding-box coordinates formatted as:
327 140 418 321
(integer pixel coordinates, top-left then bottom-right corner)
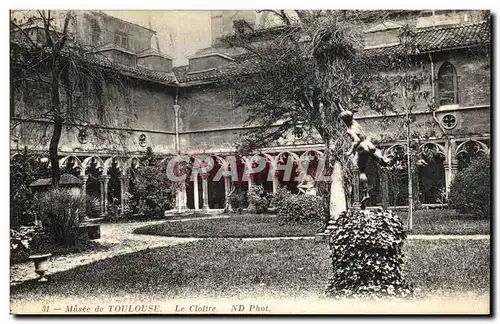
455 139 489 171
275 150 301 165
104 156 126 176
455 139 489 156
213 155 228 172
419 142 446 161
59 155 84 176
125 156 142 174
82 156 105 174
301 149 324 157
384 144 407 158
300 149 324 178
10 152 22 160
434 59 462 79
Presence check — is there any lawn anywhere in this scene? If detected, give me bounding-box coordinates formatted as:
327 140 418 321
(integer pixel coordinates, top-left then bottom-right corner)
397 209 490 235
10 238 490 302
133 209 489 239
134 214 321 238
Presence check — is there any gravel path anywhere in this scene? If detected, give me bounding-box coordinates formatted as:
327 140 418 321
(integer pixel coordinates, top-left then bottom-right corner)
9 219 204 286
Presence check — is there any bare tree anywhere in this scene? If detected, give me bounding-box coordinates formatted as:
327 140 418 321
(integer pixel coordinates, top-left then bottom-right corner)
10 10 131 187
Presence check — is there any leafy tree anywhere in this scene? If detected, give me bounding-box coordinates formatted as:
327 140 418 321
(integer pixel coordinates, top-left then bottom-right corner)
219 10 410 203
10 149 49 227
10 10 128 187
126 148 180 219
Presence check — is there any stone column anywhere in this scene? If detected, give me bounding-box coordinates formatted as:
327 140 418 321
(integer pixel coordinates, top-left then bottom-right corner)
119 175 129 215
175 186 187 213
201 172 210 210
272 170 279 193
248 174 253 190
78 175 89 220
79 175 88 197
224 175 232 204
193 173 200 210
352 167 360 209
247 171 255 211
379 169 389 208
98 175 110 216
444 159 458 198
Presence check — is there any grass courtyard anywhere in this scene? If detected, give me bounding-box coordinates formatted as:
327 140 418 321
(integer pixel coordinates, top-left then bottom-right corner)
133 209 490 238
11 238 489 302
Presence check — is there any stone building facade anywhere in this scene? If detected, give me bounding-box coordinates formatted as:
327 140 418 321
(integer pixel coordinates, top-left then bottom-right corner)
10 10 491 215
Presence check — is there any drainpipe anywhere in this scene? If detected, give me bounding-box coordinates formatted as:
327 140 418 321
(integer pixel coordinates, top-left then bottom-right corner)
429 53 452 199
173 94 180 155
173 94 182 213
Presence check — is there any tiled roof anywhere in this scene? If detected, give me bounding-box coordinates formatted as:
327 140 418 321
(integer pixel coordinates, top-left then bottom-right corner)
97 58 177 84
365 21 490 56
173 21 490 85
10 37 178 85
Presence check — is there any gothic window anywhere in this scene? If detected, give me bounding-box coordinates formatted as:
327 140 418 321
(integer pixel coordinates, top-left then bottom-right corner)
437 62 458 106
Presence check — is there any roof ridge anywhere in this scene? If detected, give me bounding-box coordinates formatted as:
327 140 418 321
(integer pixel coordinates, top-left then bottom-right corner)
415 21 488 34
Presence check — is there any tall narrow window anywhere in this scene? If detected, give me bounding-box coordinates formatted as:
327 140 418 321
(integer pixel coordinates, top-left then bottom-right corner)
438 62 458 106
114 32 129 49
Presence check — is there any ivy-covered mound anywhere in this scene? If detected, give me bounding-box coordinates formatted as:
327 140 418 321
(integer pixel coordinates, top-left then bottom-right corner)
325 209 415 299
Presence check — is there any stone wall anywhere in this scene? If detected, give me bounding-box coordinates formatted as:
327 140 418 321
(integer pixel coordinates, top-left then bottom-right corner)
11 77 177 156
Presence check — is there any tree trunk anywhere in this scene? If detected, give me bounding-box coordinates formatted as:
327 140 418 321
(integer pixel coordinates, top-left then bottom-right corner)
50 68 62 188
50 118 63 188
329 160 347 220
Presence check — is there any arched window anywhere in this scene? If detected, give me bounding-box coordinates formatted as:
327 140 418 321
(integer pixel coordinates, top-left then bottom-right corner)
438 62 458 106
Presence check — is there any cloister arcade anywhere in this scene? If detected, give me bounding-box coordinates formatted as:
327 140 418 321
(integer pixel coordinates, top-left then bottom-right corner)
11 138 490 215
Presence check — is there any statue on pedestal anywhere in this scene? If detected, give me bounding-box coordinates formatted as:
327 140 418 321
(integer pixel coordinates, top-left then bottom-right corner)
339 107 395 209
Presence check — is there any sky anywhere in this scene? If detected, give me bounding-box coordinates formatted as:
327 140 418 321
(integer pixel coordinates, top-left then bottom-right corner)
103 10 213 66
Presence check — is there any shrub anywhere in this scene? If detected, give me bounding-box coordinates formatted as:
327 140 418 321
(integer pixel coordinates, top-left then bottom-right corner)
449 155 491 218
326 209 415 299
247 184 272 214
34 188 87 246
10 226 50 263
270 186 290 208
274 188 327 225
229 189 248 214
10 151 48 227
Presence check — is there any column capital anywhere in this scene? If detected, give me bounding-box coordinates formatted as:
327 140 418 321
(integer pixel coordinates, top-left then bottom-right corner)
78 175 89 181
118 174 129 180
200 172 209 180
98 175 111 182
